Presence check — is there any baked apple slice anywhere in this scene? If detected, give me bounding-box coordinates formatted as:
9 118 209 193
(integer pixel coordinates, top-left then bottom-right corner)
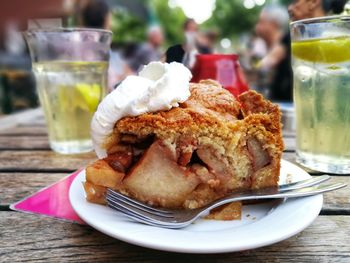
86 159 125 188
123 140 200 208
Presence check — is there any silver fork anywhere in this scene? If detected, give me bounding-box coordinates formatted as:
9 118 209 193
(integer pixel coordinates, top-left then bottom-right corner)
106 175 346 229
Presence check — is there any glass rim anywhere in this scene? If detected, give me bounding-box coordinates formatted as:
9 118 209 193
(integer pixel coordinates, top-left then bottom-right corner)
290 15 350 26
25 27 112 35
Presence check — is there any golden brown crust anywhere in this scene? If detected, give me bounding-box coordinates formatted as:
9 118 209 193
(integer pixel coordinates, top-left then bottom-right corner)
113 80 242 145
85 80 284 216
205 202 242 220
182 79 241 121
239 90 282 135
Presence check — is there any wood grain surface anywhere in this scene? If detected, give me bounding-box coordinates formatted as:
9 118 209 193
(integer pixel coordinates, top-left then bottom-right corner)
0 135 50 150
0 125 48 135
1 110 349 262
0 173 67 205
0 108 43 130
0 212 349 262
0 150 96 172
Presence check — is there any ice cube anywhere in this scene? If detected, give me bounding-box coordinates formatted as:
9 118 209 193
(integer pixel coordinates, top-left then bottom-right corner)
315 64 349 75
294 65 316 82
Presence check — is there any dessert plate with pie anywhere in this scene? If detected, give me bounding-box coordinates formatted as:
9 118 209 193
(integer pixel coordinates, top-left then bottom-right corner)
70 161 322 253
69 62 323 253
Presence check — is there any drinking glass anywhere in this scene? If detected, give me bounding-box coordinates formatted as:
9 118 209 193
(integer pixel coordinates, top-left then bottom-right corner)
291 16 350 174
24 28 112 154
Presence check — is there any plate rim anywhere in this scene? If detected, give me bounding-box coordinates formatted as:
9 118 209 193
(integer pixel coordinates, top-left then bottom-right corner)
69 159 323 253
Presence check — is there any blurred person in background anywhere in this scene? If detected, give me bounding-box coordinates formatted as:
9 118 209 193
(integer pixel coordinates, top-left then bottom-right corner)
165 18 199 68
81 0 132 91
255 4 289 100
196 30 219 54
250 34 268 64
81 0 112 29
288 0 347 21
255 5 288 51
128 25 164 72
260 0 347 102
240 33 267 94
241 33 267 70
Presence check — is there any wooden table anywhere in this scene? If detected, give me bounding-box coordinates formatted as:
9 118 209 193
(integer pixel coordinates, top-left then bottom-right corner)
1 109 349 262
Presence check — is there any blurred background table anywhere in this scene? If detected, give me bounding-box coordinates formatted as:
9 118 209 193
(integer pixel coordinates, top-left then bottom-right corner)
0 108 349 262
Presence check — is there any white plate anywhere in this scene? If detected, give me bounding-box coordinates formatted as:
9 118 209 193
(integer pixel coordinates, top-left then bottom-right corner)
69 160 323 253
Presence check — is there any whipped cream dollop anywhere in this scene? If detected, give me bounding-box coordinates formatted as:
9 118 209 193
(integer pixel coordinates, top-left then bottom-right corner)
91 61 192 158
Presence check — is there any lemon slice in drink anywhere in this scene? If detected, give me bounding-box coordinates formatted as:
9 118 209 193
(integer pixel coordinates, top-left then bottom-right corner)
57 85 89 112
292 36 350 63
76 83 102 112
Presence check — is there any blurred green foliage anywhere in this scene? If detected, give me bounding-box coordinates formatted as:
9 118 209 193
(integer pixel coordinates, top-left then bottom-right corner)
109 0 289 45
110 9 146 43
148 0 187 45
204 0 262 38
279 0 291 5
109 0 187 45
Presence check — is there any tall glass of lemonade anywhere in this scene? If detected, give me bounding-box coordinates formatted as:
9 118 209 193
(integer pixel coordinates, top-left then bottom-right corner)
291 16 350 174
24 29 112 154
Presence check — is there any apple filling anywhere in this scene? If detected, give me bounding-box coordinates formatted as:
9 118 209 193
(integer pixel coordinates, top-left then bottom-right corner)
86 132 272 212
84 82 283 220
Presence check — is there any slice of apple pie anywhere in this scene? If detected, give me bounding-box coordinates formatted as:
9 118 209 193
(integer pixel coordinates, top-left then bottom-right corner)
84 77 283 220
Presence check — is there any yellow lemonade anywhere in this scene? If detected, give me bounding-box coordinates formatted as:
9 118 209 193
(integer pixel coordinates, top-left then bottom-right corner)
292 36 350 173
33 61 108 154
292 36 350 63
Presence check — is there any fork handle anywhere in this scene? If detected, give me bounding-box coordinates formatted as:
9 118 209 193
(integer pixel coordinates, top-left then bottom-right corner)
201 183 346 215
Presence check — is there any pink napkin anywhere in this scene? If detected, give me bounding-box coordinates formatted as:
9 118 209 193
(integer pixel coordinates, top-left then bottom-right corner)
10 170 85 224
